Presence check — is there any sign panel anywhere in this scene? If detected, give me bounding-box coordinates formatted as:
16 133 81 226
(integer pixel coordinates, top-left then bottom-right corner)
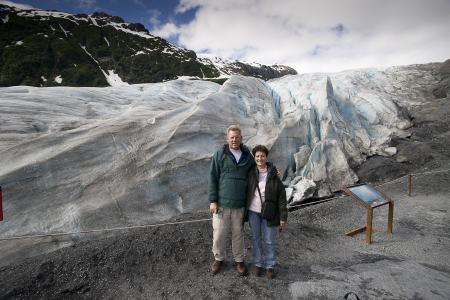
347 184 389 208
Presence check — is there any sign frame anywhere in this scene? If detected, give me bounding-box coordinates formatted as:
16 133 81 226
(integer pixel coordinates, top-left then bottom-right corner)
342 182 394 244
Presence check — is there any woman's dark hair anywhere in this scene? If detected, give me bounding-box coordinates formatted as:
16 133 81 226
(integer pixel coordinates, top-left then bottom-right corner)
252 145 269 157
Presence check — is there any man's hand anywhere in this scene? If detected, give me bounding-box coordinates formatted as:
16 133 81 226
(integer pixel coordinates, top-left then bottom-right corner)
277 170 281 179
210 202 219 214
280 221 286 227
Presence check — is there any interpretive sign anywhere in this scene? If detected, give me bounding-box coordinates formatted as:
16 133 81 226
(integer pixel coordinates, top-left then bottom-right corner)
342 183 393 244
346 185 390 208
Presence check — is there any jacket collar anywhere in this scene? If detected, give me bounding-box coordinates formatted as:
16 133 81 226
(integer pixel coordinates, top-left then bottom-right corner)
255 161 277 179
223 143 249 155
223 143 250 165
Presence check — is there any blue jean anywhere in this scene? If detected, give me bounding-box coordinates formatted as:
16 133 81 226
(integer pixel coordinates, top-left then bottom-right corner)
248 209 276 269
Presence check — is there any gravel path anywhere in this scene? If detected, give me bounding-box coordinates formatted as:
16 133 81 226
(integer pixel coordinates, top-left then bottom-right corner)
0 168 448 300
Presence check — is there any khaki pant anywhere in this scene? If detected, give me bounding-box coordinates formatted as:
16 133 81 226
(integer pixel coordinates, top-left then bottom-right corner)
212 206 245 262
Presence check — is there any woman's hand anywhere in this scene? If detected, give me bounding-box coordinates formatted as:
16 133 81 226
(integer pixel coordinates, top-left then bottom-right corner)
280 221 286 227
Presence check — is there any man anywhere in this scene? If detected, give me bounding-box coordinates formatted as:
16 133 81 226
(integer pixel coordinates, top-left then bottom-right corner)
208 125 255 276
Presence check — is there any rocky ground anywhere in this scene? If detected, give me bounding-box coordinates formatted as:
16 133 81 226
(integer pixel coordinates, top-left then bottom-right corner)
0 63 449 299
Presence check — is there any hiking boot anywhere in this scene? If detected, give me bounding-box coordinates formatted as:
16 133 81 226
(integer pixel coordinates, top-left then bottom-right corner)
211 260 222 274
235 261 247 276
266 268 275 278
252 266 262 276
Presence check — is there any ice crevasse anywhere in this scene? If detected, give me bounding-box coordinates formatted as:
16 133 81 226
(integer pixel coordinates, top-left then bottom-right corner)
265 72 411 205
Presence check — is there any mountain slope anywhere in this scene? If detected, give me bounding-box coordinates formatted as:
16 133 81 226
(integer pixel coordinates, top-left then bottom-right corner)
197 53 297 81
0 4 297 87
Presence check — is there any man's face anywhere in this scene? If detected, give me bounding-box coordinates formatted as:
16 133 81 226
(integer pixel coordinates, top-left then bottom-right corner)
226 130 243 150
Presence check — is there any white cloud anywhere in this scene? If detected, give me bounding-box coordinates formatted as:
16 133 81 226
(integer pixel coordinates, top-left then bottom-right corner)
153 22 180 39
152 0 450 73
74 0 96 10
148 9 161 27
132 0 145 8
0 0 34 9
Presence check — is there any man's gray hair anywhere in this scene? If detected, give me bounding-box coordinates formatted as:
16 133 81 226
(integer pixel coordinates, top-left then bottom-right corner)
227 125 242 136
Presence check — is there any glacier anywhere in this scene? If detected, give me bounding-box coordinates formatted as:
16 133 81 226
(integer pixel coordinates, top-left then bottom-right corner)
0 64 438 265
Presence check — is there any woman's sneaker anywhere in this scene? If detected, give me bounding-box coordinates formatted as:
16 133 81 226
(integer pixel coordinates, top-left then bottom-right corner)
266 268 275 278
253 266 262 276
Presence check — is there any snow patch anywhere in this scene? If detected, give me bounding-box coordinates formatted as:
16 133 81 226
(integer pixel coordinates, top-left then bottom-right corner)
162 47 175 55
54 76 62 83
90 17 98 26
59 24 68 37
176 76 202 81
80 45 100 66
196 54 236 78
106 22 156 40
102 70 129 87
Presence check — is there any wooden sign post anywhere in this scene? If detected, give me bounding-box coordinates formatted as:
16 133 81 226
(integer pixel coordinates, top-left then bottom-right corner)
342 183 394 244
408 174 411 196
0 186 3 221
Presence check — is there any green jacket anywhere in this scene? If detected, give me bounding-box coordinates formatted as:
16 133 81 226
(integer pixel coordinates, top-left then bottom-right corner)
245 162 288 227
208 143 256 209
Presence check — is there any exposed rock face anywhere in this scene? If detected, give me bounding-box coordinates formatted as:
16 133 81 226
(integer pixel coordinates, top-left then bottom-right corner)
242 63 298 80
122 22 149 34
91 12 126 23
0 61 444 265
196 54 298 81
0 4 13 23
433 59 450 98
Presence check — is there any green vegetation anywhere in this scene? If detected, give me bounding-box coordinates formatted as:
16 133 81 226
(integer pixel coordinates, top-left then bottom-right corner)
0 13 108 86
0 9 220 87
0 7 294 87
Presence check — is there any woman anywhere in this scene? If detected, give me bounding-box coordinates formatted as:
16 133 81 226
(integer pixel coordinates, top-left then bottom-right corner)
244 145 287 278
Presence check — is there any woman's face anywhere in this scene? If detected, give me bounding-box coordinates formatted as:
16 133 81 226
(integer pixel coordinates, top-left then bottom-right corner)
255 151 267 169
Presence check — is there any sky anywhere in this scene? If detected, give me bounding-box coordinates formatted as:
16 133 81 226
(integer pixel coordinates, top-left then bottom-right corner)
1 0 449 74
